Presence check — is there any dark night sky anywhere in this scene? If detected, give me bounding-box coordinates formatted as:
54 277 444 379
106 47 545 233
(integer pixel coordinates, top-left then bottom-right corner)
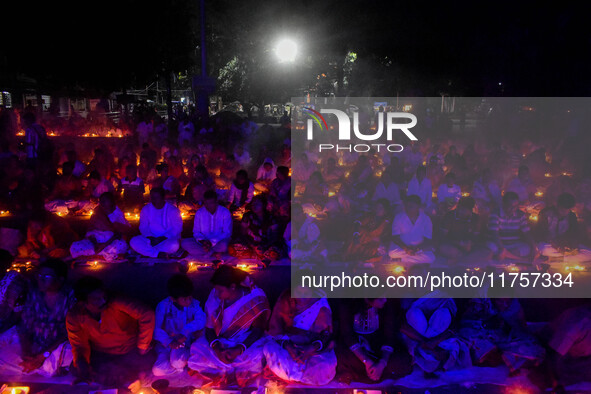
2 0 590 96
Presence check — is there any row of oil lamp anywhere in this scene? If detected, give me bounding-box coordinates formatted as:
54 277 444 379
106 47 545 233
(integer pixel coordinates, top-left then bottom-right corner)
16 130 129 138
70 260 263 272
52 210 193 220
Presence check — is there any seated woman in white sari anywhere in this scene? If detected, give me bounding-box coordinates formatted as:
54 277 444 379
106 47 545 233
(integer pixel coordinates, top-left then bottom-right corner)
263 286 336 385
188 265 270 387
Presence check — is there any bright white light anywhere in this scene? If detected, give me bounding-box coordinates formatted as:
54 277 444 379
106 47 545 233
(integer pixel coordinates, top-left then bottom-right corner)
275 39 298 62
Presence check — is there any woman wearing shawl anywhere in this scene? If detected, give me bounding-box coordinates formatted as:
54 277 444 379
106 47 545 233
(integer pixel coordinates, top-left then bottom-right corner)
263 286 336 385
188 265 270 387
255 158 276 193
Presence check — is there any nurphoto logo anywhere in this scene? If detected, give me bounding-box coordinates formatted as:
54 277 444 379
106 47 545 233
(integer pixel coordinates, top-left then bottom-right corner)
304 107 418 153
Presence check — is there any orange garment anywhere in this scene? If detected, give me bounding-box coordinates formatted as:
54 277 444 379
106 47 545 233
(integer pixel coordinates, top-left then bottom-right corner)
66 297 155 366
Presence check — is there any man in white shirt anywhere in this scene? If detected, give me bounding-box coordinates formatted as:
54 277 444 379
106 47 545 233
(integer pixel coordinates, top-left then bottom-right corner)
181 190 232 259
388 195 435 264
152 274 206 376
407 166 432 207
437 172 462 207
403 143 423 174
130 187 183 258
136 116 154 146
177 117 195 146
373 169 402 209
233 144 251 167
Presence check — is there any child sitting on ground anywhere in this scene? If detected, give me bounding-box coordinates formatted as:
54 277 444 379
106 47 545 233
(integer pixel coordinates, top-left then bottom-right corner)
152 274 206 376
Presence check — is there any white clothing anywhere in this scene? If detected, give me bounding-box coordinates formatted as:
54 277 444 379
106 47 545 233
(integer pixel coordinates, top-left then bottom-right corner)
264 298 336 385
407 176 432 206
256 160 277 182
130 203 182 257
234 150 251 167
139 203 183 239
130 236 179 258
392 210 432 246
70 206 130 261
0 326 72 377
373 181 402 206
228 182 255 207
388 247 436 264
191 205 232 246
154 297 206 347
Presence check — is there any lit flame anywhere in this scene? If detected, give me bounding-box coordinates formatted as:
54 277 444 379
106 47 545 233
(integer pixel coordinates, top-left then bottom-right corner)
392 265 405 274
565 265 584 272
462 192 470 197
328 191 336 197
529 214 538 222
535 191 543 197
544 173 552 178
236 263 255 271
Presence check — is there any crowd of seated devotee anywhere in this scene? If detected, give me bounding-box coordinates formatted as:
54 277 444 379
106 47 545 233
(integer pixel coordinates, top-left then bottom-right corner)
1 107 591 390
0 109 295 265
289 136 591 268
